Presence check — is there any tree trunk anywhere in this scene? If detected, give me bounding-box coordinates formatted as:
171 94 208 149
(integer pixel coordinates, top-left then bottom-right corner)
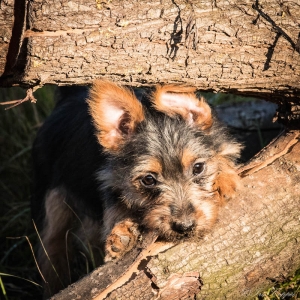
1 0 300 102
51 130 300 300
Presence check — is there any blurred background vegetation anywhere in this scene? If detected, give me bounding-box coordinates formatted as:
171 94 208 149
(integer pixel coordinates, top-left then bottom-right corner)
0 86 298 299
0 86 55 299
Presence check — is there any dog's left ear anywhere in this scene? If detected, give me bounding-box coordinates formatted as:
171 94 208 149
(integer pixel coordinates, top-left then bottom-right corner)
152 85 212 130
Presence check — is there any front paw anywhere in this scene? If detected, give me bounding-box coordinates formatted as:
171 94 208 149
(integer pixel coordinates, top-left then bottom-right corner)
104 219 140 262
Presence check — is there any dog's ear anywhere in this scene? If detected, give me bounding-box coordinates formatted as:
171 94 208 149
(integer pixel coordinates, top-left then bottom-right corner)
214 157 241 205
152 85 212 130
88 80 144 152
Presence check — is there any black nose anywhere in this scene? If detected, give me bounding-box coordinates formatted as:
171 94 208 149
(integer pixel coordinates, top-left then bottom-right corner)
172 220 195 234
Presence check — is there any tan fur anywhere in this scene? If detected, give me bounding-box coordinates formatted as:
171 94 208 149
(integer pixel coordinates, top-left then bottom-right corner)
132 157 162 181
87 80 144 152
142 206 173 238
219 142 243 157
104 219 139 261
194 200 219 231
214 157 241 205
140 174 220 241
181 148 197 171
152 84 212 130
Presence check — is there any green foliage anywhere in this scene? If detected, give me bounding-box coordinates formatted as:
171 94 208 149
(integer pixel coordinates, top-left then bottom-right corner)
256 270 300 299
0 86 55 299
199 91 257 106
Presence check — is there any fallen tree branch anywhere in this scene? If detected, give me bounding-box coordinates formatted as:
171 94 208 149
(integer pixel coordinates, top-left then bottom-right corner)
51 130 300 300
1 0 300 101
238 130 300 177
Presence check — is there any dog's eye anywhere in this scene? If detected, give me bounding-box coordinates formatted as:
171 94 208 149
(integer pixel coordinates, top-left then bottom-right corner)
141 175 156 187
193 162 205 175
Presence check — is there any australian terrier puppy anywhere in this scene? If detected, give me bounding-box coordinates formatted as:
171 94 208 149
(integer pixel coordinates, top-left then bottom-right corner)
31 80 241 297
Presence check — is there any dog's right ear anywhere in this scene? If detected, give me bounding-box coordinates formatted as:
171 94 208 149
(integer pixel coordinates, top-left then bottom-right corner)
87 80 144 152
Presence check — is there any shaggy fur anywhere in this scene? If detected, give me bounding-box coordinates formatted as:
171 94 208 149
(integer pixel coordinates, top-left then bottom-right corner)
31 81 242 297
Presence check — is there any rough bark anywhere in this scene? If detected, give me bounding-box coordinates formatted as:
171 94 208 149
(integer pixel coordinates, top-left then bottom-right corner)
51 130 300 300
0 0 13 75
1 0 300 102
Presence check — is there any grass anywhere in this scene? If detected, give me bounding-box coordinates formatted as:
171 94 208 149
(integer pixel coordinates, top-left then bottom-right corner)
256 270 300 300
0 86 299 299
0 86 55 299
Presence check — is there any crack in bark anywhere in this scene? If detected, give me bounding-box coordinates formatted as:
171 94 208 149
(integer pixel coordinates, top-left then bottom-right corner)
23 28 96 38
2 0 27 76
263 31 281 71
185 12 197 51
168 1 183 60
211 0 218 9
252 0 300 54
296 32 300 53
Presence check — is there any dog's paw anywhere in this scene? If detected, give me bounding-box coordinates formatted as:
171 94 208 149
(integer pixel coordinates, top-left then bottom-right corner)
104 219 140 262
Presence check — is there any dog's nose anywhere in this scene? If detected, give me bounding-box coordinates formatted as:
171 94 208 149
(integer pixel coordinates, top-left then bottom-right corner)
172 220 195 234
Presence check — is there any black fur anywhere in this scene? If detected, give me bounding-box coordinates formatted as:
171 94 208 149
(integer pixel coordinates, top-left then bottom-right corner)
32 87 106 227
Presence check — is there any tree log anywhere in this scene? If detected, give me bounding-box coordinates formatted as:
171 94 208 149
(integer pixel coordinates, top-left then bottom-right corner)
51 130 300 300
1 0 300 102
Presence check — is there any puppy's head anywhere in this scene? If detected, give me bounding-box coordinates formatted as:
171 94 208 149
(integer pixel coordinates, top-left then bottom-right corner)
88 81 242 240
